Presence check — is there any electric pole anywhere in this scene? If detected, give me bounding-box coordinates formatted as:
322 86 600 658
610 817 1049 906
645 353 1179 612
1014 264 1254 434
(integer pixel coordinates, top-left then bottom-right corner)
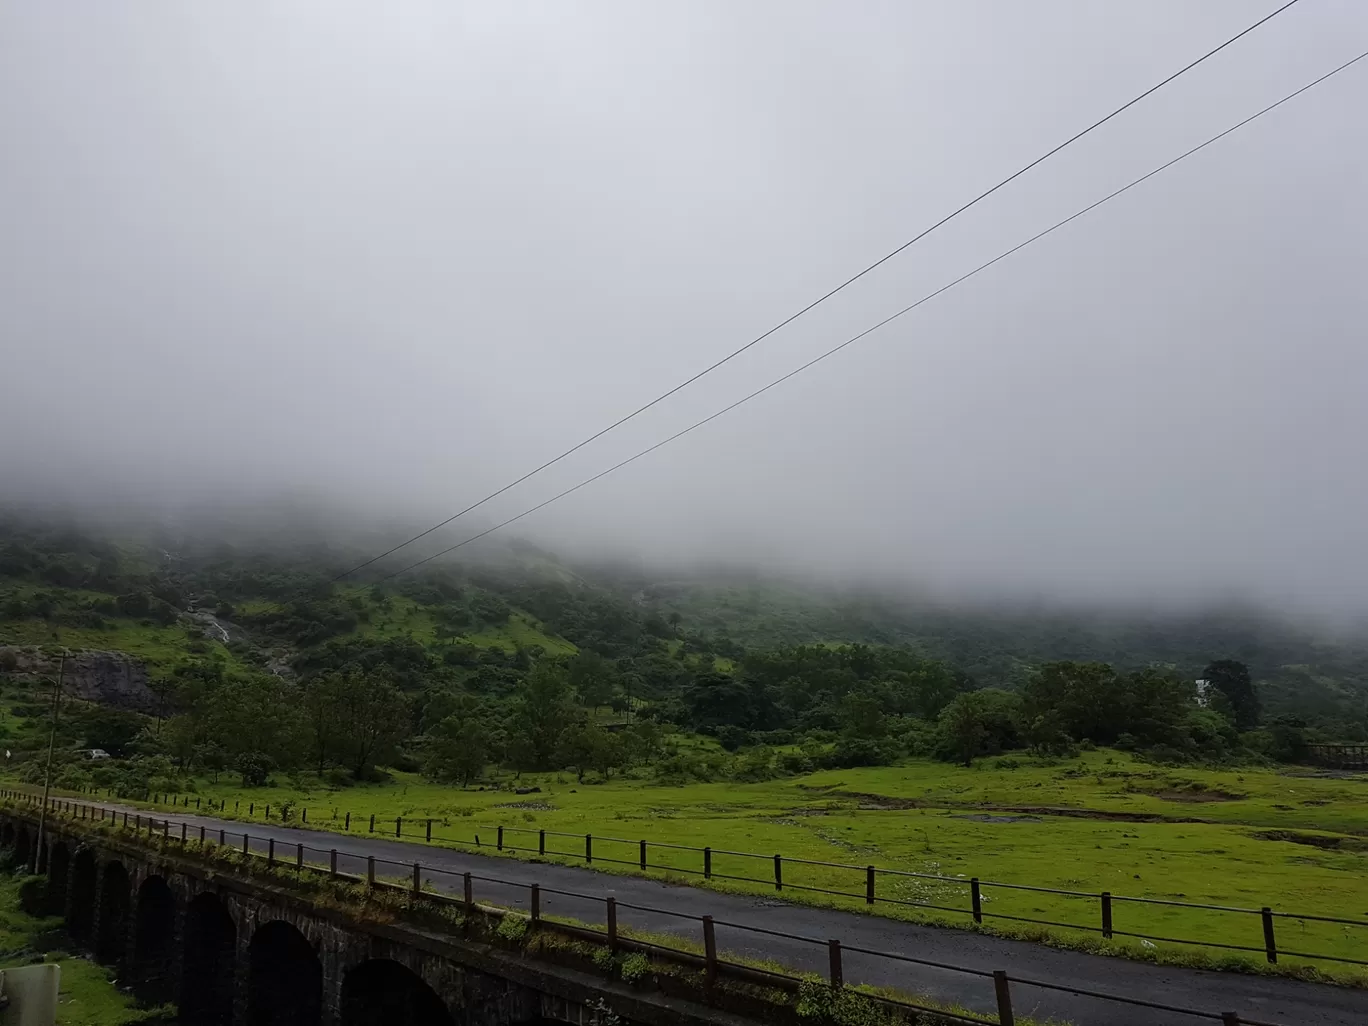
33 651 67 875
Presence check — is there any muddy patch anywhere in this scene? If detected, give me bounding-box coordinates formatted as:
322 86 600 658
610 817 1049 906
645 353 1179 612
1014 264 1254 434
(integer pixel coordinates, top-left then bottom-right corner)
1253 830 1368 852
1149 789 1245 803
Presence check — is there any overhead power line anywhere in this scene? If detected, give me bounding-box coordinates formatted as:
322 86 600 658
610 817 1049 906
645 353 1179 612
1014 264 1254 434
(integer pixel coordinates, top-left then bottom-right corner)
373 48 1368 583
331 0 1302 583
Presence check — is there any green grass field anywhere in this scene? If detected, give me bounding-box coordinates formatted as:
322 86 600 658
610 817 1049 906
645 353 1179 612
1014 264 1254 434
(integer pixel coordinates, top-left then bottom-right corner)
108 750 1368 981
0 872 169 1024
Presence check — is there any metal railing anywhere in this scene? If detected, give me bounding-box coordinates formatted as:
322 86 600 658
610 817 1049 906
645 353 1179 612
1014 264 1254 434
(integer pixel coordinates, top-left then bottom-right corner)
59 786 1368 972
0 792 1312 1026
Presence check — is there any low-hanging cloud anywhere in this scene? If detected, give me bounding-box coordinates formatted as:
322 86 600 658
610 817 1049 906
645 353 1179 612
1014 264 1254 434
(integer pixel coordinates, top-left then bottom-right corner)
3 1 1366 617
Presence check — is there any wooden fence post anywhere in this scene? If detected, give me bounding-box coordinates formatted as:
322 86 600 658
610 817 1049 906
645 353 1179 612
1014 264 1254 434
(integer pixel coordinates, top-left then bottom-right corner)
530 884 540 924
330 850 338 876
464 872 474 912
586 834 592 864
828 939 843 988
413 862 421 895
972 879 983 923
866 866 876 905
639 839 647 870
773 854 783 891
427 820 433 842
704 847 711 879
268 838 275 866
243 832 250 856
181 823 187 844
993 971 1015 1026
1262 908 1277 963
1101 892 1113 938
1221 1015 1241 1026
297 843 304 871
396 817 402 838
497 826 504 850
606 896 618 950
367 856 375 888
539 829 545 855
345 812 351 831
369 814 375 833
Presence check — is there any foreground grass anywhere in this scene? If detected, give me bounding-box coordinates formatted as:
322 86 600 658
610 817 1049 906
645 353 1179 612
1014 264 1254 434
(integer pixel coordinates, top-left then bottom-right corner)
76 749 1368 979
0 871 168 1025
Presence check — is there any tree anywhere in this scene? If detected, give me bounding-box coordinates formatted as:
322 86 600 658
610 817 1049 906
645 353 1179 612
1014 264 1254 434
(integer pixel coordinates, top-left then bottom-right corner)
556 720 623 783
425 705 491 787
1203 660 1260 731
508 663 574 771
569 651 614 715
328 672 410 779
936 689 1022 767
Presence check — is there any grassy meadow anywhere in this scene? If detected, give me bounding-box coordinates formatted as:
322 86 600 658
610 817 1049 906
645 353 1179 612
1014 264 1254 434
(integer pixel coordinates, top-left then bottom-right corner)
100 749 1368 981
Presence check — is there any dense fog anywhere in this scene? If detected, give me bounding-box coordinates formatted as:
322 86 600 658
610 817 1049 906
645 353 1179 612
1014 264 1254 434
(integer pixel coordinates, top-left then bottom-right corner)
3 2 1367 615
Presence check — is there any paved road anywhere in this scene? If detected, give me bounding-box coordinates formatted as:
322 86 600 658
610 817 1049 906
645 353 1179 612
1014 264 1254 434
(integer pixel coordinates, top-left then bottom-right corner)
58 799 1368 1026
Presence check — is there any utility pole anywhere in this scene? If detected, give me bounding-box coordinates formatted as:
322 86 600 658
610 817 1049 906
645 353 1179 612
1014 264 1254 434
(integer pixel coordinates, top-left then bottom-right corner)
33 652 67 874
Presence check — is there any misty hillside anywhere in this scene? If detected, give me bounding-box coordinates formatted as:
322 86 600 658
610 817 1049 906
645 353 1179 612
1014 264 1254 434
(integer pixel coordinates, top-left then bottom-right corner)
1 512 1366 734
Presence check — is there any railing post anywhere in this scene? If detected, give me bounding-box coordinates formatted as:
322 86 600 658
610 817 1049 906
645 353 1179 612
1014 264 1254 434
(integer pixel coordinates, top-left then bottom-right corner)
1221 1014 1242 1026
268 838 275 866
586 833 592 864
302 808 307 824
464 872 474 912
219 827 226 845
181 822 187 843
413 862 421 896
972 878 983 923
828 939 843 988
539 829 545 855
639 839 647 870
427 819 433 842
330 850 338 876
774 854 783 891
1101 892 1113 938
993 971 1015 1026
369 814 375 833
297 843 304 870
200 824 206 843
702 915 717 982
265 804 270 819
530 884 540 924
497 826 504 850
866 865 876 905
135 814 141 831
367 856 375 888
606 895 618 951
243 832 250 856
1262 908 1277 963
704 847 711 879
345 812 351 831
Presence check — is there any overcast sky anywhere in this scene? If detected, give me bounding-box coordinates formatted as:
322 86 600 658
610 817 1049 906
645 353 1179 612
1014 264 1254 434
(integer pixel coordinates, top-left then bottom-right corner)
3 2 1366 613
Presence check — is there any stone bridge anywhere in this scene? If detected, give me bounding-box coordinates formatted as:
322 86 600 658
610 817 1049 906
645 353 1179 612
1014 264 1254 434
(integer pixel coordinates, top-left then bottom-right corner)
0 810 751 1026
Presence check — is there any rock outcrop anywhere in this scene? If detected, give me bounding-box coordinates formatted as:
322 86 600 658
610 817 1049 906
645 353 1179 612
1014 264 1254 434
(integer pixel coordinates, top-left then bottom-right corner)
0 646 162 714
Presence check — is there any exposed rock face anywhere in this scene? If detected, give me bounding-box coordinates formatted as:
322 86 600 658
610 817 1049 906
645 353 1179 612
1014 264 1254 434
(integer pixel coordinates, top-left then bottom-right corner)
0 646 161 714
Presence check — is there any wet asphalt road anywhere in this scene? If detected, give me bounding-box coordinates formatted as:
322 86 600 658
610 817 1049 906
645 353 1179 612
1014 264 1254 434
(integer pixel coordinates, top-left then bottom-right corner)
49 798 1368 1026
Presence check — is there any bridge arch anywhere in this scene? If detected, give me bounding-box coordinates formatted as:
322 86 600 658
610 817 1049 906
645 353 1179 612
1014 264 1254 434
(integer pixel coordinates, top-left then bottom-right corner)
13 826 32 869
69 847 98 941
96 860 131 963
341 958 453 1026
247 919 322 1026
132 875 177 1004
181 892 237 1026
46 840 70 915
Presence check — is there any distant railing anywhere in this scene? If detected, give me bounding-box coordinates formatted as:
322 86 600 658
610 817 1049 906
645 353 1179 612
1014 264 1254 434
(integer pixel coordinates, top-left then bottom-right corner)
1306 743 1368 770
27 785 1368 973
0 791 1304 1026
